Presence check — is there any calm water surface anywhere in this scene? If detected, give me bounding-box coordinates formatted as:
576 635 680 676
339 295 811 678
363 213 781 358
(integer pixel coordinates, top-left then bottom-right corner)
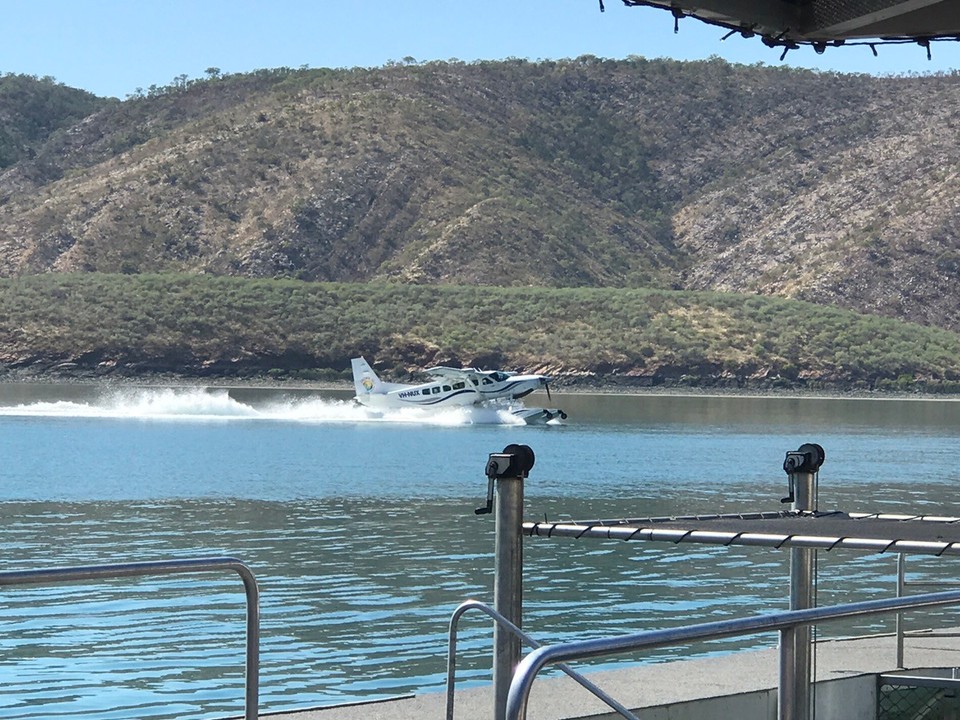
3 384 960 718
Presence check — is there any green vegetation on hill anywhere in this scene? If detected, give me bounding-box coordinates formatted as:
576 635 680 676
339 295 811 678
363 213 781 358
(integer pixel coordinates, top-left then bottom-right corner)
1 274 958 392
0 73 107 170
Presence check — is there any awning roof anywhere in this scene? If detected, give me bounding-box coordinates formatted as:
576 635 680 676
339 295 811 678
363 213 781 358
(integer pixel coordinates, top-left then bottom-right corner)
619 0 960 56
525 510 960 556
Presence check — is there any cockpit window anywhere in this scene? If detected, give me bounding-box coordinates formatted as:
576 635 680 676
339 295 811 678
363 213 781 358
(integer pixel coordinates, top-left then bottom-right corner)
491 372 508 382
482 378 493 385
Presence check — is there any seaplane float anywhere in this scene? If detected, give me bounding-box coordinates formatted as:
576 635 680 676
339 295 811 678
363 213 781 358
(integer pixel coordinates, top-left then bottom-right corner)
351 357 567 424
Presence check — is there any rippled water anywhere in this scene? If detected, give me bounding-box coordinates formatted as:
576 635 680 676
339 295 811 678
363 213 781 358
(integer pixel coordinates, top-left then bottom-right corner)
3 385 960 718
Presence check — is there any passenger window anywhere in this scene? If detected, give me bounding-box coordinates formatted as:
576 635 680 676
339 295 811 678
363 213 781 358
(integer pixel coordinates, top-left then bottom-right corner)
443 385 452 392
432 387 440 394
453 382 464 390
421 389 430 395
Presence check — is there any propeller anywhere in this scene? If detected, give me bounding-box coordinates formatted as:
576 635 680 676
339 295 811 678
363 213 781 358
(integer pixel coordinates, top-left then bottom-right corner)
545 379 552 402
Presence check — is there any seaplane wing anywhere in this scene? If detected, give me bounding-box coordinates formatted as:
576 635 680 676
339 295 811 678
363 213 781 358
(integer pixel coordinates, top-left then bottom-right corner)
351 356 563 416
423 366 484 382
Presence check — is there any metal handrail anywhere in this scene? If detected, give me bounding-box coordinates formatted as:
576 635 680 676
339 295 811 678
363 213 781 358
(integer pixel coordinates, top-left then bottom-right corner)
0 556 260 720
446 599 640 720
895 553 960 667
506 588 960 720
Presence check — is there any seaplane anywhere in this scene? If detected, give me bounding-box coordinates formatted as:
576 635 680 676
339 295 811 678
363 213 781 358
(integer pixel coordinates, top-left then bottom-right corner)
351 356 567 424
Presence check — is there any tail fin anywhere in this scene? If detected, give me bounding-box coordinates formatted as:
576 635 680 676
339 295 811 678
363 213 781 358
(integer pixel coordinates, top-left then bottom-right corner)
352 357 384 396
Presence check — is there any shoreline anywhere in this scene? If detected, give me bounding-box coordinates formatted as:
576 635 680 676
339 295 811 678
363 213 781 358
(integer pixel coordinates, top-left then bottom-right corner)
3 370 960 403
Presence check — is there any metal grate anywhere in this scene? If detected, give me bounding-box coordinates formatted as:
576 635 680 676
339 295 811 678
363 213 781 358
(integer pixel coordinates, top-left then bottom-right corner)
878 677 960 720
808 0 905 29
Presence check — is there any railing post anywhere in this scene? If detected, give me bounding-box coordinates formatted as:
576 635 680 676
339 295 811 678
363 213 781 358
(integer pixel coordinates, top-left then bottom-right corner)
780 443 824 720
479 444 535 720
896 553 906 668
495 471 524 720
779 625 797 720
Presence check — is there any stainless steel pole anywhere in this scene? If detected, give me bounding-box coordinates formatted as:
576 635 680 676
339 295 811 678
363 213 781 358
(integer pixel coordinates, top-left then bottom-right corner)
780 443 824 720
494 472 524 720
896 553 906 668
788 474 815 720
482 444 534 720
779 625 797 720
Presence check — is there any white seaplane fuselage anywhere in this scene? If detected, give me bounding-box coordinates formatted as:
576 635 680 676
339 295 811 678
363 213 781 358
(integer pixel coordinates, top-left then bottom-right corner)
350 357 565 423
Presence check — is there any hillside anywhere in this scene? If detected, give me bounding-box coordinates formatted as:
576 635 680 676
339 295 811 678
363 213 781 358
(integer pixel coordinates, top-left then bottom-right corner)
0 74 108 171
1 60 959 389
2 274 959 392
1 61 958 326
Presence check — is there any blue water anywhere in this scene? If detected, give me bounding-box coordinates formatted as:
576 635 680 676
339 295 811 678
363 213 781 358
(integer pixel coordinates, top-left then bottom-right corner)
3 385 960 718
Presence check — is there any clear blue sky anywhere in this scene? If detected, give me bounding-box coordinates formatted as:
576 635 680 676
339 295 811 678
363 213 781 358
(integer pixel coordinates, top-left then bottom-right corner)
3 0 959 99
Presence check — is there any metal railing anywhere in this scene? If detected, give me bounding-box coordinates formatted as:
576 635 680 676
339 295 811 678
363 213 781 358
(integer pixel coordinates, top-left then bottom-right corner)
895 552 960 668
505 588 960 720
446 599 640 720
0 556 260 720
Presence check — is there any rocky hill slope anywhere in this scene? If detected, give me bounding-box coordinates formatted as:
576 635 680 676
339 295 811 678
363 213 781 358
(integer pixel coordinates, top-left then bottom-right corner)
1 60 958 334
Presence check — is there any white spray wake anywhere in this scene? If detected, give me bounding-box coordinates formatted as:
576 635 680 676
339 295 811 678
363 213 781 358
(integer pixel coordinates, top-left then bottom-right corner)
0 387 530 426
